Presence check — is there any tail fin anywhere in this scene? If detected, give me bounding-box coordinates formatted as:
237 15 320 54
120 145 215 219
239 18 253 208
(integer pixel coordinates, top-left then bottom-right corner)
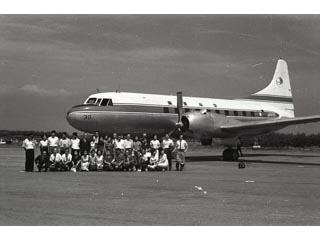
245 59 295 117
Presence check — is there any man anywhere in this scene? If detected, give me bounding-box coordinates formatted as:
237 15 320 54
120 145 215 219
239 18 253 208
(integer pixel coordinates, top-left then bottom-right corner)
162 134 174 171
150 135 161 156
39 135 48 155
49 147 63 171
114 135 125 151
79 134 90 155
35 150 50 172
47 130 59 154
123 134 134 151
70 132 80 156
174 134 188 171
103 150 114 171
61 148 73 171
22 134 36 172
133 136 142 171
59 132 71 154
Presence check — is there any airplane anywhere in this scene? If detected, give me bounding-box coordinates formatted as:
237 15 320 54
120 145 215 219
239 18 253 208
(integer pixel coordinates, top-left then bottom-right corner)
66 59 320 161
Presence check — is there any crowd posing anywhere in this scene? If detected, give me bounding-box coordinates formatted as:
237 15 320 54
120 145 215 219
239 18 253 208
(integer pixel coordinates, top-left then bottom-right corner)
22 131 188 173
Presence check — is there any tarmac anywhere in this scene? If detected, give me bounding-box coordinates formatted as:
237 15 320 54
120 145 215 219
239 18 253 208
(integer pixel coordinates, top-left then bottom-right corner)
1 146 320 225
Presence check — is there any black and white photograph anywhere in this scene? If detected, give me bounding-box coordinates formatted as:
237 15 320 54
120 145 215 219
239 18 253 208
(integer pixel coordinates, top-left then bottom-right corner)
1 1 320 234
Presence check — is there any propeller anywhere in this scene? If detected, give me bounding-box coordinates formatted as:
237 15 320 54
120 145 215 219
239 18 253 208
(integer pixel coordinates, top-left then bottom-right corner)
168 91 184 137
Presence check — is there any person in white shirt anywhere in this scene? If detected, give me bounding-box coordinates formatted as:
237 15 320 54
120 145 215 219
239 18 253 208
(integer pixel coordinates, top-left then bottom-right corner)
141 149 151 171
156 149 169 171
59 132 71 154
22 134 36 172
49 147 63 171
70 132 80 156
147 150 159 171
39 135 48 155
48 130 59 154
95 150 104 171
174 134 188 171
150 135 161 151
79 150 89 172
114 135 125 151
162 134 174 171
61 148 73 171
123 134 134 150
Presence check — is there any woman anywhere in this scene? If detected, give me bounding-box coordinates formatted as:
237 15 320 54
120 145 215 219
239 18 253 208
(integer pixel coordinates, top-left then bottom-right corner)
78 150 89 172
96 150 104 171
72 150 81 171
22 134 36 172
156 149 169 171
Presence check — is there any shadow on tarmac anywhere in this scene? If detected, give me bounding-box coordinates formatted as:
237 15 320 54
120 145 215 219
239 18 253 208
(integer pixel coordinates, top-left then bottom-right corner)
187 154 320 166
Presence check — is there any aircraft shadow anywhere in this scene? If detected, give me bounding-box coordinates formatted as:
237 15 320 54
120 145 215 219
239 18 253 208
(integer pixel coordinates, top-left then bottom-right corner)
244 153 320 158
187 155 320 166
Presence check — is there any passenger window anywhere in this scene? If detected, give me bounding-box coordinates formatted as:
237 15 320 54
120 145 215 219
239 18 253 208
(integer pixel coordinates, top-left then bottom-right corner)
242 111 247 116
251 112 255 117
234 111 238 116
215 110 220 114
86 98 97 104
224 110 229 116
163 107 169 113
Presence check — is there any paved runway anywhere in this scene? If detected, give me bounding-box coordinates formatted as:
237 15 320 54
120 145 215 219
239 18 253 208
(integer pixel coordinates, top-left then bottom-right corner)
1 146 320 225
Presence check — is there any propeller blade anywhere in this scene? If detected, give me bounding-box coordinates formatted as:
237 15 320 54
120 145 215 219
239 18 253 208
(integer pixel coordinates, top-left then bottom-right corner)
177 91 183 122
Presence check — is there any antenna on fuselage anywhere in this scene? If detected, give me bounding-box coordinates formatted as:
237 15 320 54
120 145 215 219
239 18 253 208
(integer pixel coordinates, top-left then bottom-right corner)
115 84 121 93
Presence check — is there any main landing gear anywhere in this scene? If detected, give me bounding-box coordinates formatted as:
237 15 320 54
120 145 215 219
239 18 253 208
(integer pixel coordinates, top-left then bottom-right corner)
222 148 239 161
222 148 246 168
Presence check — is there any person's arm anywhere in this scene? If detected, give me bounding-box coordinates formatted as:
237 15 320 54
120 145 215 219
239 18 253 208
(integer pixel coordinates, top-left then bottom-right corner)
184 141 188 152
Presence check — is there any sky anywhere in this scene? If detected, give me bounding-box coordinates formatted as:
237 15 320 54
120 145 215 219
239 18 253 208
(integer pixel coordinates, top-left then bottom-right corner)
1 15 320 133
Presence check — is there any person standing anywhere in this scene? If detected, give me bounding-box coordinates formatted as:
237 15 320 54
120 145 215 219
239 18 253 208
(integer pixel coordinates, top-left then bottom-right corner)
162 134 174 171
47 130 59 154
39 135 48 155
59 132 71 155
150 135 161 158
174 134 188 171
79 134 90 155
22 134 36 172
70 132 80 156
123 134 134 151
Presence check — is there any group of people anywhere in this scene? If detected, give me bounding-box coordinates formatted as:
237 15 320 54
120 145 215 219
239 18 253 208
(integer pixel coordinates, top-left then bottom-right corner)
22 130 188 173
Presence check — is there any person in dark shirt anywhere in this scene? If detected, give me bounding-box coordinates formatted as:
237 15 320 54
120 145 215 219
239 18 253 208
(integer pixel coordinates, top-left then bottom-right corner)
80 134 91 155
35 150 50 172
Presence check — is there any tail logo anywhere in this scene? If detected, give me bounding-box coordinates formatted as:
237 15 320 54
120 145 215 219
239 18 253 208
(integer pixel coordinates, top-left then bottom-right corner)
276 77 283 85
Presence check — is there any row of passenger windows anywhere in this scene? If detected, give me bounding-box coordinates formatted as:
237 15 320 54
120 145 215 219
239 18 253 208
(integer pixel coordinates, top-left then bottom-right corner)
167 100 217 108
86 98 113 106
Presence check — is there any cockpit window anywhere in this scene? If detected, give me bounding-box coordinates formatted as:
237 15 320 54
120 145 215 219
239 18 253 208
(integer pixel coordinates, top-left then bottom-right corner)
86 98 97 104
100 98 113 106
96 98 102 105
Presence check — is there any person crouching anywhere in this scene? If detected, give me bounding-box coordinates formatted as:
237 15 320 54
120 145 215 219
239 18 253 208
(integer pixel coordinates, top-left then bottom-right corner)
89 149 97 171
96 150 104 171
156 149 169 171
35 150 50 172
78 150 89 172
49 147 63 171
61 148 73 171
147 149 159 171
123 149 135 171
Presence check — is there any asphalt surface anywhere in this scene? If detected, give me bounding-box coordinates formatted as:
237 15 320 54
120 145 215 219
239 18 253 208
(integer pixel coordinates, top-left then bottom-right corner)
1 146 320 225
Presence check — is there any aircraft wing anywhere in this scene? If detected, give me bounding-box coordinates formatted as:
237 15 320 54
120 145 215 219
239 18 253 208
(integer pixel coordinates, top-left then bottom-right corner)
220 115 320 136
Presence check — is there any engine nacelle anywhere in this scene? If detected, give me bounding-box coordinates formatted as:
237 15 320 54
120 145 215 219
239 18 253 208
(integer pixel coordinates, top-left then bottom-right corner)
181 111 239 139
